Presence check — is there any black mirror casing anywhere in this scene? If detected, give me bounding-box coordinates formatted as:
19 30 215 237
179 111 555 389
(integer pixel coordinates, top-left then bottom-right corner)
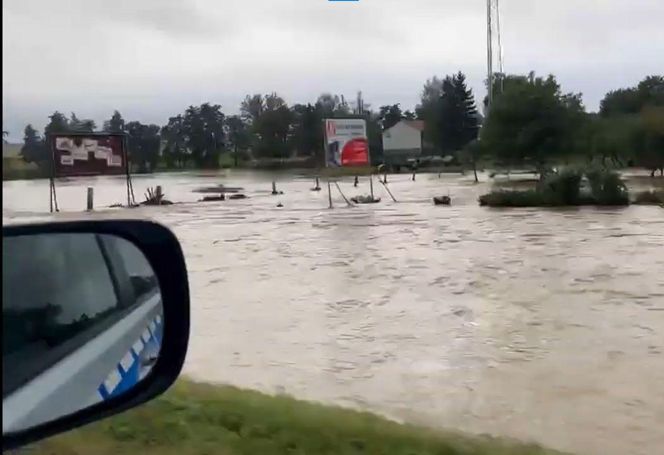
2 220 190 451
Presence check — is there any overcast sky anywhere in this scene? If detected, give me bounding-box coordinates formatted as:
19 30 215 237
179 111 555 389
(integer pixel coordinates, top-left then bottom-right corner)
3 0 663 140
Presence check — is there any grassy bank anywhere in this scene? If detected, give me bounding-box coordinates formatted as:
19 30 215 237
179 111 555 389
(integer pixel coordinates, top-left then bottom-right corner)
2 158 49 181
33 380 566 455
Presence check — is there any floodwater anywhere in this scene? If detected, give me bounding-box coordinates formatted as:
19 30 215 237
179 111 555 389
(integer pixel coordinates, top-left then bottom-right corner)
3 170 664 455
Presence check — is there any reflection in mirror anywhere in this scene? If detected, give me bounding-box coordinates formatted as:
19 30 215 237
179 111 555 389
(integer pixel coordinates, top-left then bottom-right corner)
2 233 163 434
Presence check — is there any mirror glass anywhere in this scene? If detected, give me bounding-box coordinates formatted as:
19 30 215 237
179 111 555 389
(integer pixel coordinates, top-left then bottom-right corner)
2 233 163 434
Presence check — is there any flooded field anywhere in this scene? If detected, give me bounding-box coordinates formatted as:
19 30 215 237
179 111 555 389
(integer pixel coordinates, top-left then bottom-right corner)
3 170 664 455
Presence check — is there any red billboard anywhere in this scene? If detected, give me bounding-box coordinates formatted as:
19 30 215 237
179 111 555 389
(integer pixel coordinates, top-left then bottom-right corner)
51 134 127 177
324 119 370 167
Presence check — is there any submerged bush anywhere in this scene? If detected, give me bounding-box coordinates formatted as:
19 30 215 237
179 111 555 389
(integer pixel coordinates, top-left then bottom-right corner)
586 168 629 205
480 167 630 207
539 168 583 205
478 190 545 207
633 190 664 205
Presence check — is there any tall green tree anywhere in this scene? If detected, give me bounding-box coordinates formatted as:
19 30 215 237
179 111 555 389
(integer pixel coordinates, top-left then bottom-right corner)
431 72 481 180
417 76 444 115
20 124 48 168
637 105 664 176
289 104 322 160
183 103 226 168
126 121 161 173
161 115 187 168
224 115 251 166
437 72 479 153
240 94 265 125
161 104 225 168
593 75 664 173
480 73 585 175
44 111 70 136
365 110 384 165
378 104 403 131
252 95 292 160
264 93 286 111
600 88 641 117
416 76 446 151
103 111 126 133
600 75 664 117
316 93 350 117
403 110 416 121
69 113 96 132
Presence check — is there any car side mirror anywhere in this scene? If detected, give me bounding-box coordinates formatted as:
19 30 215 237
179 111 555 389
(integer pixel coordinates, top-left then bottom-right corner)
2 220 190 451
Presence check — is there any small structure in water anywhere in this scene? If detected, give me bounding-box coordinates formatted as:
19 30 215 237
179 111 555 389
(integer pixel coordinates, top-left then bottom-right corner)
433 196 451 206
200 194 225 202
194 184 244 194
271 181 284 195
351 195 381 204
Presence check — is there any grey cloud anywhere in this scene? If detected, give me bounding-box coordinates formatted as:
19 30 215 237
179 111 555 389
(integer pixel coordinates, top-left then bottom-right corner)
4 0 225 39
3 0 664 140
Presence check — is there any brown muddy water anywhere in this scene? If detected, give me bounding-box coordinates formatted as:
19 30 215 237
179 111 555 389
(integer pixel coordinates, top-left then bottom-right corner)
3 170 664 455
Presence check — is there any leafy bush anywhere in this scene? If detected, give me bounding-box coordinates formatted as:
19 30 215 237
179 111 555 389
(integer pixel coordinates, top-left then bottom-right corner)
633 190 664 205
480 167 630 207
479 190 547 207
586 168 630 205
538 168 583 205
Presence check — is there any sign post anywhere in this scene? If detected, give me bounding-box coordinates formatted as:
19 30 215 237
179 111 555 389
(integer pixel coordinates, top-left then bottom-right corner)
48 132 135 212
323 118 370 168
322 118 370 208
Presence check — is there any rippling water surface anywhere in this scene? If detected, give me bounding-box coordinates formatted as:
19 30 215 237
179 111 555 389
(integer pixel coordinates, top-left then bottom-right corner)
4 171 664 455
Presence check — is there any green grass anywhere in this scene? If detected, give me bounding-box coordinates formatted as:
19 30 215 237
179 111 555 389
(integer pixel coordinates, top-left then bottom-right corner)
32 379 567 455
2 158 49 180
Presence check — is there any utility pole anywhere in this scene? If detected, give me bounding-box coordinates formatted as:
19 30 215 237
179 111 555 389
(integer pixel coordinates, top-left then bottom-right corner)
487 0 494 109
496 0 504 93
487 0 505 108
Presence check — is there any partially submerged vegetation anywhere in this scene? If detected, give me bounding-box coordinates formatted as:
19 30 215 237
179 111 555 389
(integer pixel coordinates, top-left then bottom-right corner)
633 189 664 205
141 186 173 206
33 379 567 455
479 168 630 207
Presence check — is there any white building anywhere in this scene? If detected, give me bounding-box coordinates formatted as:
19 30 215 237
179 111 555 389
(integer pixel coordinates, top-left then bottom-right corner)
382 120 425 166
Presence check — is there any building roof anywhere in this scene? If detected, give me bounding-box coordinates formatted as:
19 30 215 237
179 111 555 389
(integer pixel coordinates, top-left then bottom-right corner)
400 120 425 131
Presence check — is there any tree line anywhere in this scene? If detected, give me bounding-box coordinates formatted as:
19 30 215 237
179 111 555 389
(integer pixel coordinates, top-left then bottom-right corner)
18 73 663 177
479 73 664 178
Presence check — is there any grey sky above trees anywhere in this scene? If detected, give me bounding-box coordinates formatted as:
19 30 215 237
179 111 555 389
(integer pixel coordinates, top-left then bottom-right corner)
3 0 664 140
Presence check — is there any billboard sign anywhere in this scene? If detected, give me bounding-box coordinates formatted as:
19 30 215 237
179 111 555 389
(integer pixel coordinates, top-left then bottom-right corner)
51 134 126 177
324 118 370 167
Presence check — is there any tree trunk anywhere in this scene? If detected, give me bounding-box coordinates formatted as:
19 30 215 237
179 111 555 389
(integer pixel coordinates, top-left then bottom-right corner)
472 155 479 183
234 145 238 167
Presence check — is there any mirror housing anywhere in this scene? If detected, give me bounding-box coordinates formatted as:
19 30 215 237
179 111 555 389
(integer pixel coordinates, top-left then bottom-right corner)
2 220 190 451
